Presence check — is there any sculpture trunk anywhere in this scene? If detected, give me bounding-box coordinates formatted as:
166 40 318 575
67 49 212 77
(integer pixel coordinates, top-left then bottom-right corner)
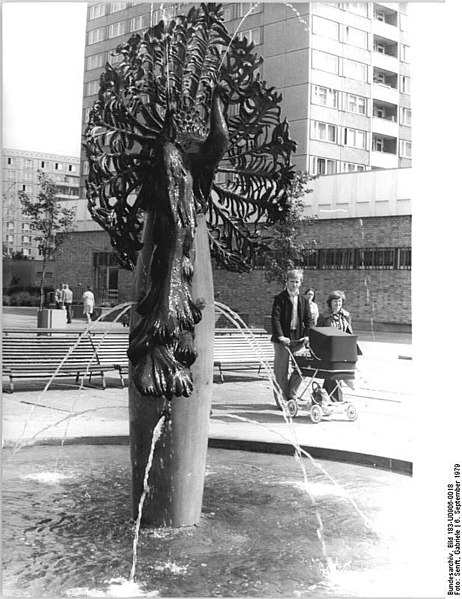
128 214 214 526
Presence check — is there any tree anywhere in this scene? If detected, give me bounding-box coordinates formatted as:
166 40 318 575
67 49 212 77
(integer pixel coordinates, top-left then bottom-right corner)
18 170 76 309
262 171 317 288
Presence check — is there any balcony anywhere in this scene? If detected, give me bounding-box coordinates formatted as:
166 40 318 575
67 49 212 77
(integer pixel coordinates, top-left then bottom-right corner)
372 18 398 42
370 151 398 169
371 134 398 169
372 83 398 105
372 116 398 137
372 51 399 73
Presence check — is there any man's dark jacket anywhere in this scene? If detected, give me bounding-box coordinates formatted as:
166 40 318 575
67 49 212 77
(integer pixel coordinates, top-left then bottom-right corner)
271 289 314 342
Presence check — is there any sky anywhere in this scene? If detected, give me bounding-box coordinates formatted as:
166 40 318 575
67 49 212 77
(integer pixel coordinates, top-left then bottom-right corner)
2 1 88 157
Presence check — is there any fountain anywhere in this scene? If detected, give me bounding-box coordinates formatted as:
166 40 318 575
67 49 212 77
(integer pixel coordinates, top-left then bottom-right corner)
1 4 425 597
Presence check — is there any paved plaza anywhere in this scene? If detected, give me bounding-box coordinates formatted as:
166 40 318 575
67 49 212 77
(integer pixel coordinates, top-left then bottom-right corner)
2 308 413 472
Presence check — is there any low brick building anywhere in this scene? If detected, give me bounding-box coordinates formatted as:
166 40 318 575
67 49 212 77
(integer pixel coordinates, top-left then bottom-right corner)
54 168 411 330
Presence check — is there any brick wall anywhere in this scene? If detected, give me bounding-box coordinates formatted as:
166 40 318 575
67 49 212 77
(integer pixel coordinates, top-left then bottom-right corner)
54 231 134 303
55 215 411 325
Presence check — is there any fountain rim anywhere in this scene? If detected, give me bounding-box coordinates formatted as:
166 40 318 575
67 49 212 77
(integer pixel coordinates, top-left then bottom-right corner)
2 435 412 476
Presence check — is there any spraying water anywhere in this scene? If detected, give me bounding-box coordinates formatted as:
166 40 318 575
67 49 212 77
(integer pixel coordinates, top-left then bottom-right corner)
130 413 168 583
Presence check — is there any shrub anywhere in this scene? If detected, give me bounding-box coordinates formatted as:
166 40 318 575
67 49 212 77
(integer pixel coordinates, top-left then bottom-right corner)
3 295 11 306
9 291 41 306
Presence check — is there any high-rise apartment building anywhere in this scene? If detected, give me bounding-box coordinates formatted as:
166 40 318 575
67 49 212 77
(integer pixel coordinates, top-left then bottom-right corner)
2 149 80 259
80 1 411 190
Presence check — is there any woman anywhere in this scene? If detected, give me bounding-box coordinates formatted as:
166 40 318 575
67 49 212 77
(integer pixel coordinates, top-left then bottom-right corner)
317 290 352 333
317 290 356 401
82 286 95 324
304 288 319 326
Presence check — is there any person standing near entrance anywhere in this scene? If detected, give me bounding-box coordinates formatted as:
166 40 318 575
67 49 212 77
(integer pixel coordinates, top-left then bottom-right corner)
63 284 74 323
270 269 314 407
82 286 95 323
54 283 64 310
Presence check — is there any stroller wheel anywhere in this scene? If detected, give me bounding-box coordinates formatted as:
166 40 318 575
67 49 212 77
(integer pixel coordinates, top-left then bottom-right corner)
286 399 298 418
310 404 323 424
345 404 358 421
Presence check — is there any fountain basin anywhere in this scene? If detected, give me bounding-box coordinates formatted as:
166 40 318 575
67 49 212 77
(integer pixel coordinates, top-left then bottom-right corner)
2 445 418 597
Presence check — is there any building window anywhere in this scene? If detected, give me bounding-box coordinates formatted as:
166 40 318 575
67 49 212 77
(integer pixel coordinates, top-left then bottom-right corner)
345 93 367 115
400 140 412 158
24 171 33 181
108 51 123 66
22 236 31 244
68 164 77 173
87 53 104 70
375 9 386 22
311 121 337 143
312 16 338 40
235 3 263 18
400 44 410 62
108 21 126 39
311 157 336 176
240 27 261 46
341 3 368 16
400 108 412 126
312 50 339 75
21 184 33 193
400 12 409 32
340 162 366 172
7 222 14 230
54 162 63 171
312 85 338 108
222 5 232 21
24 159 33 169
110 2 128 13
7 235 14 243
343 58 368 82
22 248 31 257
344 128 366 149
88 27 105 45
130 14 150 31
5 170 15 180
400 76 411 94
343 25 368 49
373 137 384 152
41 160 48 168
86 80 100 96
89 3 106 19
6 157 15 166
22 223 31 231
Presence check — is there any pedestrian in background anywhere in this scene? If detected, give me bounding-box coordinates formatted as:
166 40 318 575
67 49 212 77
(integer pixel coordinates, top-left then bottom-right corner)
63 284 74 324
54 283 64 310
82 286 95 323
304 287 319 326
270 269 314 408
317 289 357 401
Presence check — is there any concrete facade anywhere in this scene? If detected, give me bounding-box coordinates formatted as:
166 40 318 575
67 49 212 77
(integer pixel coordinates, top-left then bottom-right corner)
2 148 81 259
79 1 412 200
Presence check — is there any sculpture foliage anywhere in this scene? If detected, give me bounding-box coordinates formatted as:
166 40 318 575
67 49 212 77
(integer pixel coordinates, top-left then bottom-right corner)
84 3 296 399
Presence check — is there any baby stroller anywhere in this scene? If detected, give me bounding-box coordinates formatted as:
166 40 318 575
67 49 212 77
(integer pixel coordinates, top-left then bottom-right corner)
285 327 359 423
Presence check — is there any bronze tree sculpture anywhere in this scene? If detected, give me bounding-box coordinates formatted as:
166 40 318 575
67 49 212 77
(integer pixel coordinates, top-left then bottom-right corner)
84 3 296 526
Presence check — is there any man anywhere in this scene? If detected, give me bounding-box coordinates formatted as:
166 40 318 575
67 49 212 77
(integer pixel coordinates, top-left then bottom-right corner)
54 283 64 310
271 269 314 408
63 283 74 324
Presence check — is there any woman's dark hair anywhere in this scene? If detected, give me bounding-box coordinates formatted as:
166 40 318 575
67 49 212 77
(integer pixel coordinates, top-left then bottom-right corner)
326 289 346 308
305 287 316 301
